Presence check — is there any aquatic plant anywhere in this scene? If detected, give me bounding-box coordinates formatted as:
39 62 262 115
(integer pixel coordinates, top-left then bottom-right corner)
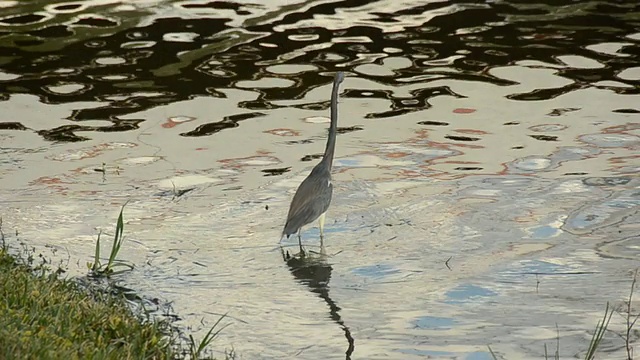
88 201 134 277
188 313 231 359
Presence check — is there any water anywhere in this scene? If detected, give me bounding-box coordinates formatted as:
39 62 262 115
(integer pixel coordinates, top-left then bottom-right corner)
1 1 639 359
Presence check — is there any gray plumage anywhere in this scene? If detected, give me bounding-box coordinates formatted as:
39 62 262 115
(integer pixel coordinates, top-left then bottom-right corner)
282 163 333 236
282 71 345 255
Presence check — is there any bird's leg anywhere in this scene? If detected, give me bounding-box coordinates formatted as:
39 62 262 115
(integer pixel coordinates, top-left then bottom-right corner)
318 212 327 255
297 228 305 257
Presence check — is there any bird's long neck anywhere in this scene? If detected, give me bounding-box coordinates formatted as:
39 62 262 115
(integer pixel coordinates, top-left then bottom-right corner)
321 78 341 171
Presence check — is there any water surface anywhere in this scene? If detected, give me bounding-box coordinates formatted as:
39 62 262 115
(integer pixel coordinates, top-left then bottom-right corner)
1 1 639 359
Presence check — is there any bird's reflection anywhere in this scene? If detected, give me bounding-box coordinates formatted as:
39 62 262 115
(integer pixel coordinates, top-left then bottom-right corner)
282 250 355 359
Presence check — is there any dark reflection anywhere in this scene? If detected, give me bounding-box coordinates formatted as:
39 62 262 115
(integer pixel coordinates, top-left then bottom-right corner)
336 126 363 134
282 252 355 359
37 125 90 142
0 0 638 142
613 108 640 113
301 154 323 162
35 119 144 142
364 86 465 119
0 122 28 131
73 17 118 28
286 139 313 145
261 167 291 177
529 135 558 142
53 4 83 12
547 108 580 116
180 120 237 137
0 14 46 25
507 84 588 101
181 1 252 15
418 120 448 126
179 112 265 137
445 135 480 142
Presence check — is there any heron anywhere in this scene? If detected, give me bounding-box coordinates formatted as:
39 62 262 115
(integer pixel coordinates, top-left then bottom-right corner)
281 71 345 257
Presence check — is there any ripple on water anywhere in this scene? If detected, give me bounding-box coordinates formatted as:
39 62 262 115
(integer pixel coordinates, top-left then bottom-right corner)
2 2 640 359
121 41 156 49
351 264 400 279
44 3 87 13
582 176 631 187
236 77 296 89
94 56 127 65
334 154 412 168
396 349 455 358
0 71 20 81
163 32 199 42
528 124 567 132
118 156 162 166
549 179 591 194
413 315 457 330
578 133 640 148
618 67 640 81
382 143 460 159
510 157 552 172
303 116 329 124
47 142 137 161
563 187 640 235
587 42 634 57
465 352 495 360
91 74 134 81
597 235 640 260
444 284 498 305
43 83 89 95
162 115 196 128
156 174 222 189
460 188 502 198
480 176 535 189
499 260 575 279
266 64 317 74
525 222 563 239
220 155 280 168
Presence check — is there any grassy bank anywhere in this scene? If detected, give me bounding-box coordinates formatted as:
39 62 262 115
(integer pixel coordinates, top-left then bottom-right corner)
0 207 227 360
0 246 176 359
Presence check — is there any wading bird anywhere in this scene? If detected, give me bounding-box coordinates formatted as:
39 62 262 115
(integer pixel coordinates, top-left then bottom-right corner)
281 72 345 257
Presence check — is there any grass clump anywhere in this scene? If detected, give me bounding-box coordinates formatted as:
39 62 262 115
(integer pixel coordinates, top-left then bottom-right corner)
0 247 173 359
489 269 639 360
89 201 134 277
585 302 614 360
0 210 230 360
189 314 230 360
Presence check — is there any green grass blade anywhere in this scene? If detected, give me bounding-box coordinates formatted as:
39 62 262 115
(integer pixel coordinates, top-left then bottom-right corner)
585 302 613 360
191 313 230 359
107 201 128 272
91 230 102 272
555 323 560 360
544 343 549 360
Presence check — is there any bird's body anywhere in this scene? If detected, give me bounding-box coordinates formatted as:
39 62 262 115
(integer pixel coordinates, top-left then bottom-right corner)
282 72 345 256
282 161 333 237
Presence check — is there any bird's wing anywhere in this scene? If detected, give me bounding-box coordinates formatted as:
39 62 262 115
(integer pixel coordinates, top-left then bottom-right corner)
284 175 332 231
